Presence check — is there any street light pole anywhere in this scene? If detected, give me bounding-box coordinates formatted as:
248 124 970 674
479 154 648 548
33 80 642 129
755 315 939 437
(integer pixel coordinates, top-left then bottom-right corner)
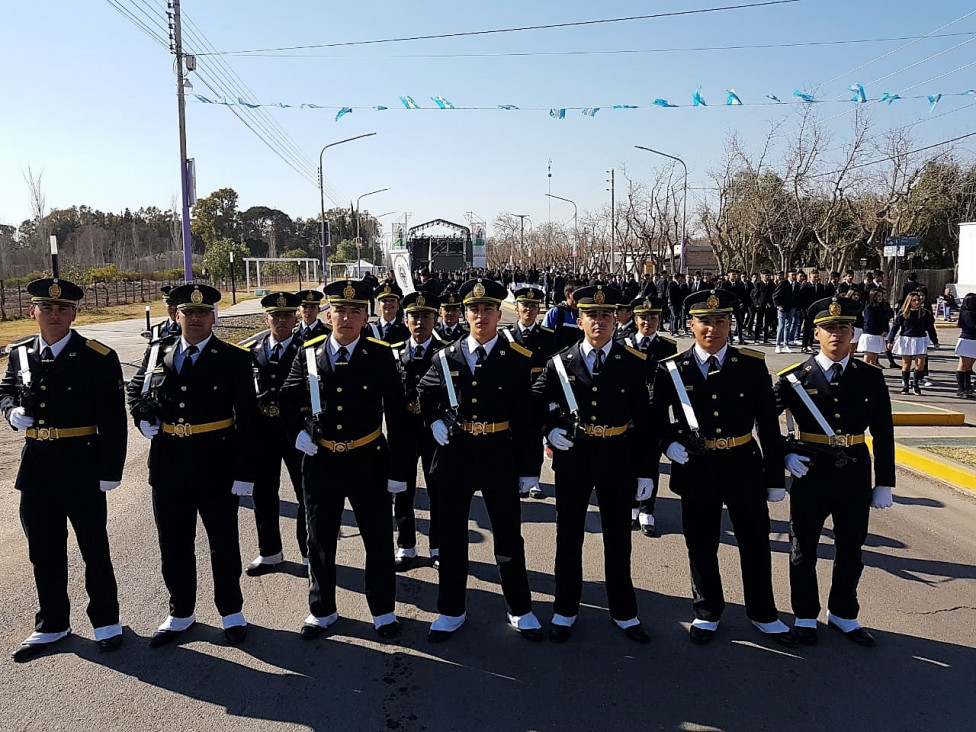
172 0 195 283
545 193 578 273
229 249 237 304
355 188 390 278
318 132 377 286
635 145 688 274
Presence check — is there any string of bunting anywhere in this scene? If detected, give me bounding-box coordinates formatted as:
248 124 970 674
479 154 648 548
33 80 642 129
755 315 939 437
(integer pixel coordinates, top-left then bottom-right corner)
191 85 976 122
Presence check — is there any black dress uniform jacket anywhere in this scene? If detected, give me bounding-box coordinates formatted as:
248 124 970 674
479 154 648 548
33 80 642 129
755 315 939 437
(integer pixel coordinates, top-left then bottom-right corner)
435 322 469 344
368 319 411 345
294 319 330 345
502 323 558 379
651 346 784 499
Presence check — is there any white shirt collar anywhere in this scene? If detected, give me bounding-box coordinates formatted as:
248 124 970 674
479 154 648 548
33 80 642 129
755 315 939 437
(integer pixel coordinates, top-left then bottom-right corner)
465 333 499 356
517 321 536 334
179 334 212 354
815 351 850 374
328 333 360 356
580 339 613 360
39 331 73 359
693 342 728 366
637 332 657 344
268 334 294 351
409 336 433 351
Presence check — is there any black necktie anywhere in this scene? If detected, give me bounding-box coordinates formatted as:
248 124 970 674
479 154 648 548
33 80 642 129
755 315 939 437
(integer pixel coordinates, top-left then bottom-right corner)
336 346 349 365
40 347 54 364
382 323 390 339
270 344 282 365
829 363 843 385
592 349 605 376
639 337 650 352
414 344 424 361
181 345 198 375
475 345 487 368
706 355 721 377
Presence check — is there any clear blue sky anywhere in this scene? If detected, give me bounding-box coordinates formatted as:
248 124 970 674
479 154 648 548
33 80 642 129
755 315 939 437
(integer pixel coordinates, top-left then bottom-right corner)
2 0 975 238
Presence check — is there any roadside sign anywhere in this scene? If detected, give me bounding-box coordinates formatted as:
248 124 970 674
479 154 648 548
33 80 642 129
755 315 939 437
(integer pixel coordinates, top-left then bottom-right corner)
884 245 907 257
885 235 920 250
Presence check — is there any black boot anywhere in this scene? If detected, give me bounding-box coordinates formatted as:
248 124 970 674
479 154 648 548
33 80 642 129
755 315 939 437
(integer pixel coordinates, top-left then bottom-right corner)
912 370 922 396
900 371 910 395
967 370 975 397
956 371 967 397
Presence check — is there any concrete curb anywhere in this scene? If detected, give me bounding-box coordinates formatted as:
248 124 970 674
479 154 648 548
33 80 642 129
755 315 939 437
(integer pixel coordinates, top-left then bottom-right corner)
869 436 976 493
891 402 966 426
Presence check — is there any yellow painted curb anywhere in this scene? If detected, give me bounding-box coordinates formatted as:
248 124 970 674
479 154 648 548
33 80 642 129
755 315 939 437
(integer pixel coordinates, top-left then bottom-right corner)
892 411 966 427
868 437 976 493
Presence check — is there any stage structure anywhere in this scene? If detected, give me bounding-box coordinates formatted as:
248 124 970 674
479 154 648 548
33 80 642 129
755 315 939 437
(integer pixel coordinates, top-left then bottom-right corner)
407 219 473 272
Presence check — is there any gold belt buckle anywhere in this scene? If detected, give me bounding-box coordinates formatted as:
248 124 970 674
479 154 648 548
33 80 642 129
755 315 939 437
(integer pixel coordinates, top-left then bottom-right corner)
713 437 730 450
265 405 280 417
333 441 347 453
829 434 849 448
590 425 606 437
173 423 190 438
471 421 486 435
36 428 52 441
407 403 421 415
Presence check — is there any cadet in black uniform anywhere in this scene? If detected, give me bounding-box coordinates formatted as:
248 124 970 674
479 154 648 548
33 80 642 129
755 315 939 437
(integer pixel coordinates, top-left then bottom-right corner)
417 278 545 643
149 285 181 340
390 291 445 571
294 289 329 344
617 296 678 536
128 283 257 647
241 292 307 576
369 281 411 343
776 297 895 647
0 278 127 661
652 288 796 647
435 290 469 343
533 285 657 644
614 299 638 341
281 279 409 641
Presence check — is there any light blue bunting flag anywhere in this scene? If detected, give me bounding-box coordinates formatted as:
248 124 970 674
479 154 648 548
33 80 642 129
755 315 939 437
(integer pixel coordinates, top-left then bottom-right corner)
275 102 292 108
375 105 388 111
965 90 976 96
335 107 352 121
300 103 322 109
793 90 815 103
238 97 261 109
582 107 600 116
766 94 782 103
652 98 677 108
726 89 742 106
431 96 455 109
878 92 901 104
550 108 566 119
612 104 637 109
194 94 214 104
849 83 866 103
927 93 942 112
693 87 707 106
498 104 519 110
399 96 420 109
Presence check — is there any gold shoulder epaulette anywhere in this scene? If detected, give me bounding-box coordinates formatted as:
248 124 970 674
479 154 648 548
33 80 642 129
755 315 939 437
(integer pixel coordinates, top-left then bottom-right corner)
660 352 682 363
540 325 555 333
739 347 765 360
366 337 392 347
85 339 111 356
659 335 677 345
304 334 327 348
625 345 647 360
388 340 407 348
10 335 34 347
508 342 533 358
240 338 258 349
230 342 250 352
776 362 803 376
431 330 445 342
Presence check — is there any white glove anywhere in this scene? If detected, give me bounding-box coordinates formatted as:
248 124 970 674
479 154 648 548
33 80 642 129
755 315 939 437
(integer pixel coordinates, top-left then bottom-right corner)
519 476 540 493
231 481 254 497
784 453 811 478
99 480 121 492
547 427 574 451
871 486 894 509
767 487 787 503
666 441 689 465
635 478 654 502
431 420 450 446
9 407 34 431
138 420 159 439
295 430 318 456
388 480 408 494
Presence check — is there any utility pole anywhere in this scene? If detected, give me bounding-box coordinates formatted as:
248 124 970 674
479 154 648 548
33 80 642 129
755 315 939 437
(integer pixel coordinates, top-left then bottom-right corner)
607 168 616 275
513 214 529 266
168 0 195 283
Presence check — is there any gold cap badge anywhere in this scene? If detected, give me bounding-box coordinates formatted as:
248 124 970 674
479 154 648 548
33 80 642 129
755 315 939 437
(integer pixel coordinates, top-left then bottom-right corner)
526 290 535 299
416 295 426 308
706 294 719 309
472 282 486 298
383 284 391 294
594 290 606 305
643 299 652 309
276 294 287 308
190 287 204 304
343 283 356 300
828 301 842 316
49 282 62 299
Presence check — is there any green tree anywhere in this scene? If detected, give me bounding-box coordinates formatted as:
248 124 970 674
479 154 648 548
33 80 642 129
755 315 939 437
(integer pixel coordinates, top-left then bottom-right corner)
192 188 241 250
202 238 249 281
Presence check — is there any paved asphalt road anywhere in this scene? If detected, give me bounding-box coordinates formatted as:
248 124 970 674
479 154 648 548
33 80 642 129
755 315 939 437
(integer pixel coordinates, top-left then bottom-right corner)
0 316 974 731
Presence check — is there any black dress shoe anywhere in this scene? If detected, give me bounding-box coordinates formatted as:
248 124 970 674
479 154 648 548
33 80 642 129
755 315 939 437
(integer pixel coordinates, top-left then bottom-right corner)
376 621 400 640
689 625 716 645
245 560 280 577
12 641 62 663
224 625 247 645
300 623 328 641
832 624 875 647
97 634 123 653
149 628 189 648
431 557 440 570
793 626 818 646
631 518 640 531
548 624 573 643
621 623 652 644
640 524 656 538
394 555 418 572
767 630 799 648
427 627 458 644
517 627 545 643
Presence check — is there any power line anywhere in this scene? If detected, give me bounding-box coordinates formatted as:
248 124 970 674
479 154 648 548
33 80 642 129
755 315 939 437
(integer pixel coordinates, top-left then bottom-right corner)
227 31 976 59
809 130 976 178
198 1 801 56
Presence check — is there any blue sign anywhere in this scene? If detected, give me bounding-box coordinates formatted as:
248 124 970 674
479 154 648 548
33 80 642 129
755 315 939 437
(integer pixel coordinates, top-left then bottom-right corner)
885 236 920 248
